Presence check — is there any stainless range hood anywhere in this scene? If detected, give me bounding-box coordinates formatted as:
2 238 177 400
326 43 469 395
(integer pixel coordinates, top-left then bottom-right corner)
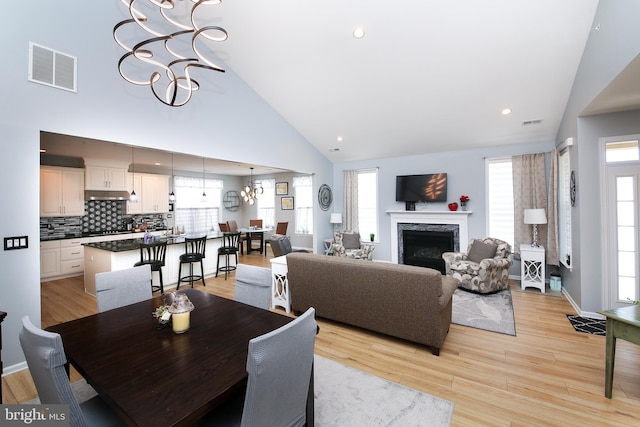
84 190 131 201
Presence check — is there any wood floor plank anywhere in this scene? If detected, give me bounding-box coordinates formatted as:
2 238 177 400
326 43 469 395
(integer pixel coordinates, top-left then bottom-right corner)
4 252 640 426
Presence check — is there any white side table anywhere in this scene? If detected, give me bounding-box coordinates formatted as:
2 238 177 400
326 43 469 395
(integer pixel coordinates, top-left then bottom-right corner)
270 255 291 312
521 245 545 293
323 239 334 255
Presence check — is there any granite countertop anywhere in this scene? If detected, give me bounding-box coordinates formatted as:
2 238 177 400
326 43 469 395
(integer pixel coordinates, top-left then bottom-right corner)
83 232 224 253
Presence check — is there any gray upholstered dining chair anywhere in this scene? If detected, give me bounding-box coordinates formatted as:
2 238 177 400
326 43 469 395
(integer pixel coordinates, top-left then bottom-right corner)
203 307 317 427
268 234 309 258
233 264 272 310
95 265 152 312
19 316 125 427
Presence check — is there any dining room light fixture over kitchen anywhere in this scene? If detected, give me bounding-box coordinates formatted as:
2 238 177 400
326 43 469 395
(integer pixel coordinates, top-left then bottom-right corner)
130 147 138 203
241 167 263 205
201 157 207 203
113 0 228 107
169 153 176 203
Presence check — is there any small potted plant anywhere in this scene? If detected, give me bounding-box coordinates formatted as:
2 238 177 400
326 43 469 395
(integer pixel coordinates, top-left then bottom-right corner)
459 195 470 211
369 233 375 242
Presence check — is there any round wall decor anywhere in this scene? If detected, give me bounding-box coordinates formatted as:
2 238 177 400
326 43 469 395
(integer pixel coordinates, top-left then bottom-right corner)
223 190 241 212
570 171 576 207
318 184 332 211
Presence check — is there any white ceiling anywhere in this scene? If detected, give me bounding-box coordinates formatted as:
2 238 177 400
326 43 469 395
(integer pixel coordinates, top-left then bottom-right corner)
214 0 603 162
45 1 640 174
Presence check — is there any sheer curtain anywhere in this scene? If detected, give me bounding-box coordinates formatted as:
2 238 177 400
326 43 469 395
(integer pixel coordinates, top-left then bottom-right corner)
343 169 359 232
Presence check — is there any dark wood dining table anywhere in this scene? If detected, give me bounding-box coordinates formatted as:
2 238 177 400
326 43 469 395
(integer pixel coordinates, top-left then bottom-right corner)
47 289 299 426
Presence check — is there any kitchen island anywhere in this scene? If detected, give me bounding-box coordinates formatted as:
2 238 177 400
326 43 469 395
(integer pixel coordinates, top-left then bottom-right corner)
83 233 225 296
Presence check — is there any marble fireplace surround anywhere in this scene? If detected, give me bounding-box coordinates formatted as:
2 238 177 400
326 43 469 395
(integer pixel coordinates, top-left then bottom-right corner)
387 210 471 264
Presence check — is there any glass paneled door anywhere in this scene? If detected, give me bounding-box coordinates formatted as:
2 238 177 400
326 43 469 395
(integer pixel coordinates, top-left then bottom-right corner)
604 138 640 307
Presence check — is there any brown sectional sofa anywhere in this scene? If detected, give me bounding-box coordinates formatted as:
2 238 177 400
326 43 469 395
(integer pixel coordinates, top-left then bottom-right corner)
285 252 458 355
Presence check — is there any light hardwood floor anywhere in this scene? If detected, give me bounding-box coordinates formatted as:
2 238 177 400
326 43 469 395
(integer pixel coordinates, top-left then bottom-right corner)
3 252 640 426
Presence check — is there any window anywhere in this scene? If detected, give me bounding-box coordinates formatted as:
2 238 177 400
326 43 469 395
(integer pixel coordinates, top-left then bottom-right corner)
558 149 572 267
605 140 639 163
357 169 378 239
173 176 223 235
256 178 275 228
486 158 514 248
293 176 313 234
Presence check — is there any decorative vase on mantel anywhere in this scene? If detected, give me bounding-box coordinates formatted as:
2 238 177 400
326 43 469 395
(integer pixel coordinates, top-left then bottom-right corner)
460 201 468 211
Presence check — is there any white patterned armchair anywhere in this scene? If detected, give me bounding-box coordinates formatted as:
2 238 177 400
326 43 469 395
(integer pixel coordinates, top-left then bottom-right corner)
331 231 375 260
442 237 512 294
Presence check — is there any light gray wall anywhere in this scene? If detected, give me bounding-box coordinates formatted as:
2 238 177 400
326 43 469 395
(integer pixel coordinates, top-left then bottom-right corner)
556 0 640 313
0 2 332 370
332 141 555 262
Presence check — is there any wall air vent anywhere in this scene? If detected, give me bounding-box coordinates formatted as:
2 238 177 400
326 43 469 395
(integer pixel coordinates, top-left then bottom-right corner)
522 119 543 126
28 42 77 92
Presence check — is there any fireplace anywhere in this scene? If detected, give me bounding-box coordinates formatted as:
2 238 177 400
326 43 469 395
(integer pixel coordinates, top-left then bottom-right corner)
388 210 471 267
402 230 454 273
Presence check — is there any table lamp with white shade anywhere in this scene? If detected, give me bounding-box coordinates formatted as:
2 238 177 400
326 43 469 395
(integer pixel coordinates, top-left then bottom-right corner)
524 208 547 247
330 213 342 233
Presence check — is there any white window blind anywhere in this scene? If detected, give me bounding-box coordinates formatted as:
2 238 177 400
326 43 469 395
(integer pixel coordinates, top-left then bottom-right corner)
558 149 572 267
357 169 378 239
293 176 313 234
174 176 223 235
486 158 514 248
256 178 275 228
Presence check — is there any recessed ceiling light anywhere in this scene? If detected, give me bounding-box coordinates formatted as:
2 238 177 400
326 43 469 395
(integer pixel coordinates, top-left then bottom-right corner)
337 136 344 142
501 108 512 115
353 27 365 39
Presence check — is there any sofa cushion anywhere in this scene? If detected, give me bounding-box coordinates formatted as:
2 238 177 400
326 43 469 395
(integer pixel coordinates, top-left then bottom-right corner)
342 233 361 249
467 240 498 263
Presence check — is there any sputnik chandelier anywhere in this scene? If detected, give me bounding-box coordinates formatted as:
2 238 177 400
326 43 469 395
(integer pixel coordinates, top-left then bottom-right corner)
241 167 263 205
113 0 228 107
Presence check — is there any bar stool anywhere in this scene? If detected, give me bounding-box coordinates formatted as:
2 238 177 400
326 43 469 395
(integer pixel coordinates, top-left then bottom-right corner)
134 240 167 293
216 232 240 279
176 236 207 290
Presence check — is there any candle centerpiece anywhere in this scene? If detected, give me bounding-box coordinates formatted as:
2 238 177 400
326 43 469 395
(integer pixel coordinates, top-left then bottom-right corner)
167 292 195 334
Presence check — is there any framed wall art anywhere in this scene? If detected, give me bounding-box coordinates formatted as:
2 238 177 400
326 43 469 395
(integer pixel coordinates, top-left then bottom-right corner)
276 182 288 195
281 197 294 210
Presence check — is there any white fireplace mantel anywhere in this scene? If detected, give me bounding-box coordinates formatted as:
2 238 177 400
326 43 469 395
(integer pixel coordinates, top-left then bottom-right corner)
387 210 471 264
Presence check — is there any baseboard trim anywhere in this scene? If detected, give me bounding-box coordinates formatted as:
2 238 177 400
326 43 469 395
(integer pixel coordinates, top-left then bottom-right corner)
2 361 28 377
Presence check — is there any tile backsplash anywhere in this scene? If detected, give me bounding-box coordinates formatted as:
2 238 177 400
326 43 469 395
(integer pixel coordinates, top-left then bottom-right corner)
40 201 166 240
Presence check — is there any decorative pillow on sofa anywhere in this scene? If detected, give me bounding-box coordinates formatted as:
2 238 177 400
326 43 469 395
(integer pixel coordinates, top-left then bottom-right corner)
467 240 498 263
342 233 361 249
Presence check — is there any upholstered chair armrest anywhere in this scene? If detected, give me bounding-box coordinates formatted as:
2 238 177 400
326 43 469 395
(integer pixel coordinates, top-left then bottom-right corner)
479 258 512 270
331 243 346 256
360 243 376 260
442 252 468 263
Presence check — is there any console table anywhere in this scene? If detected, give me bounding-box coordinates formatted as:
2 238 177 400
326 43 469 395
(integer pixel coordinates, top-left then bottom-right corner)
521 245 545 293
0 311 6 403
270 255 291 313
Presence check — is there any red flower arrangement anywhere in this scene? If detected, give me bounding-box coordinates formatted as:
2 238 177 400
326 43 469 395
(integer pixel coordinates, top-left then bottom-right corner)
460 195 470 202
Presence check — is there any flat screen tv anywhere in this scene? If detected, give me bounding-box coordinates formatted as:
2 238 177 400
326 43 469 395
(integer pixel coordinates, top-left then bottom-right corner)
396 173 447 206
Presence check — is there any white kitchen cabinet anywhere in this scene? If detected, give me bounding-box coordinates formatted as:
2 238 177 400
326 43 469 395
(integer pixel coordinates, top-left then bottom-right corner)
126 173 142 214
40 241 61 279
141 174 170 213
85 166 128 191
40 167 85 217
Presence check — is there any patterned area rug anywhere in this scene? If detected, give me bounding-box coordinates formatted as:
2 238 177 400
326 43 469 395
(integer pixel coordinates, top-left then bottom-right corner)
27 357 455 426
452 287 516 336
314 355 454 426
566 314 606 335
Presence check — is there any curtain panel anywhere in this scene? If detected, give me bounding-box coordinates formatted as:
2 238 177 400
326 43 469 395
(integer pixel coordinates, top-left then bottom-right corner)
343 169 359 232
512 153 547 258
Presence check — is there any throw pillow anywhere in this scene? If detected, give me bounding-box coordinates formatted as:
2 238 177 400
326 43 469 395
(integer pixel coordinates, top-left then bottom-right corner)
467 240 498 263
342 233 361 250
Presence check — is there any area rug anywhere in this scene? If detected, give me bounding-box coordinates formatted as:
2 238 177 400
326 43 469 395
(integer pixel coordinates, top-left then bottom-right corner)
314 355 454 426
566 314 606 336
451 287 516 336
27 357 455 426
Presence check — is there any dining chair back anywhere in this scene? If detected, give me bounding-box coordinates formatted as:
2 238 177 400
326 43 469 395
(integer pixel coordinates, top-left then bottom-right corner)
265 222 289 256
95 265 152 312
248 219 264 253
177 236 207 289
234 264 272 310
19 316 125 427
216 232 241 279
226 220 244 255
218 222 229 232
203 308 317 427
134 240 168 293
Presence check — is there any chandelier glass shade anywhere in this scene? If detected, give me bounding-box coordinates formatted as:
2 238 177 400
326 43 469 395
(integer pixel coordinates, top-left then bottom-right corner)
240 167 263 205
113 0 228 107
130 147 138 203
